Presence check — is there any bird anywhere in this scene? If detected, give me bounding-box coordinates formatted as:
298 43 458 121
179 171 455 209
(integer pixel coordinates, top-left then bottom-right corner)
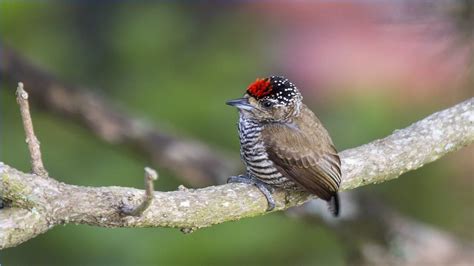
226 76 341 216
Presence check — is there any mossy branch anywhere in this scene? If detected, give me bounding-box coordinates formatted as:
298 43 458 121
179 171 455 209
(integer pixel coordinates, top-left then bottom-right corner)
1 97 472 249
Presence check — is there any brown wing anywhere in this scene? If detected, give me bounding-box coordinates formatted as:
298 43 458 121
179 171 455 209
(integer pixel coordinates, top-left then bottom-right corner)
262 109 341 201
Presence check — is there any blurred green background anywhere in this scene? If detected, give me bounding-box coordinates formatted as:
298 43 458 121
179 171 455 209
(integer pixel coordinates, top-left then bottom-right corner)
1 1 472 265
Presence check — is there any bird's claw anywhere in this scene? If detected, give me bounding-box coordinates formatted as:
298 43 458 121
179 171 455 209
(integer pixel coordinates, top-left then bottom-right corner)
227 175 276 211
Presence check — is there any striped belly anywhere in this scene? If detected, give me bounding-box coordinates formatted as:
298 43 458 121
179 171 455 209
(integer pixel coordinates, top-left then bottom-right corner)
238 116 295 188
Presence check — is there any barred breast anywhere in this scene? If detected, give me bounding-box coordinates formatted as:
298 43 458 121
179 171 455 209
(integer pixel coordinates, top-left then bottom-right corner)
238 115 294 188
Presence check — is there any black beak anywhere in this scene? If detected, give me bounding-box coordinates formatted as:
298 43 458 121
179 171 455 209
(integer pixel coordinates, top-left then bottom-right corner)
225 97 254 111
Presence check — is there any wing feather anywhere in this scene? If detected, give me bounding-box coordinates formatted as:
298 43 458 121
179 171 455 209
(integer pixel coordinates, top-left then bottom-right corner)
262 111 341 201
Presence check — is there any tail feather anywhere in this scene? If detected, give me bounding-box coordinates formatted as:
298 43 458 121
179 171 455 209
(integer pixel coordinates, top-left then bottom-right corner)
328 193 340 217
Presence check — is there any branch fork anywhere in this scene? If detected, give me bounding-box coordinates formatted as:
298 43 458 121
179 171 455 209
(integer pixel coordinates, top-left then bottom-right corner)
1 81 472 252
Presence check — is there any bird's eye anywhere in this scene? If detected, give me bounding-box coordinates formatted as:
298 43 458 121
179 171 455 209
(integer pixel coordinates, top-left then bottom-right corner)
262 101 273 108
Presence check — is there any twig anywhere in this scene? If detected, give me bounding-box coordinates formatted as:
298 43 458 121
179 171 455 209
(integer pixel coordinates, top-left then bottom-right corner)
1 98 472 250
121 167 158 216
15 82 48 177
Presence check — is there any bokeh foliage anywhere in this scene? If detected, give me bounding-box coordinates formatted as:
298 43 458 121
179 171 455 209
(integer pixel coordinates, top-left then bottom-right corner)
0 1 472 265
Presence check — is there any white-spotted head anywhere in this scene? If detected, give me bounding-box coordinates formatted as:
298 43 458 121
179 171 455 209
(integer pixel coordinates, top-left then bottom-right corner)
226 76 303 122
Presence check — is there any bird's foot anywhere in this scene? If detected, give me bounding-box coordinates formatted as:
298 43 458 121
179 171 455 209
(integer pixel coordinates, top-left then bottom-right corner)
227 175 276 211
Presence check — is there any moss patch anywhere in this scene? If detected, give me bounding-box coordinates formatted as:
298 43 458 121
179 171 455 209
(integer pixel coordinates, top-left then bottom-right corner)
2 174 36 209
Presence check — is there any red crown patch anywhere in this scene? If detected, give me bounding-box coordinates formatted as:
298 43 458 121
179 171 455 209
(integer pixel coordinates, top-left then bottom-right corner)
247 78 272 99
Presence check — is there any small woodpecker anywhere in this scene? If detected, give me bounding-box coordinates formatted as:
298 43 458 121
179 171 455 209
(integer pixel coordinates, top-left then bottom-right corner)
226 76 341 216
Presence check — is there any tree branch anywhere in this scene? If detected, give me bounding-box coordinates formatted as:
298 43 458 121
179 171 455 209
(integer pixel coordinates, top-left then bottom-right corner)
1 97 472 249
2 46 473 264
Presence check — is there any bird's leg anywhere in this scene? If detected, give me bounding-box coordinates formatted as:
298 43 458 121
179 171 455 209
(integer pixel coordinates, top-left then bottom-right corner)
227 174 276 211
